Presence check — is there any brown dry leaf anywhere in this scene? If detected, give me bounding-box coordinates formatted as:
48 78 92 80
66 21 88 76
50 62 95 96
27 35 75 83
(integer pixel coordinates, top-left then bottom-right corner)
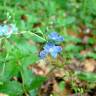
38 77 54 96
64 59 83 71
80 49 92 56
67 29 79 37
33 22 42 28
53 79 72 96
31 55 65 76
83 59 96 72
21 14 28 21
82 36 89 44
52 68 65 78
28 59 53 76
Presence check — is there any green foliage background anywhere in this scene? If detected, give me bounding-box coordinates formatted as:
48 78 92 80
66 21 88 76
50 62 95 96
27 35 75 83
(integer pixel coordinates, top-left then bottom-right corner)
0 0 96 95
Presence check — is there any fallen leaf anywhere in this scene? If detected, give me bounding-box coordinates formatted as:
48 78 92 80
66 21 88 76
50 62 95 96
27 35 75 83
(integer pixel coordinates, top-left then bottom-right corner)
83 59 96 72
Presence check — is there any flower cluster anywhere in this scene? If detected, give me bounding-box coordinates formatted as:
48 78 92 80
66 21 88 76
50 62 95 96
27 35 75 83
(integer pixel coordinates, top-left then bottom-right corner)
0 24 18 37
40 32 64 59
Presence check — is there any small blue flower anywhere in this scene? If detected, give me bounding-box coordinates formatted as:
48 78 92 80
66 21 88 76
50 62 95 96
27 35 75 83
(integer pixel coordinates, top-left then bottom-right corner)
48 32 64 42
0 24 18 37
43 42 54 52
0 26 3 36
39 50 48 59
9 24 18 33
2 25 9 35
39 42 62 59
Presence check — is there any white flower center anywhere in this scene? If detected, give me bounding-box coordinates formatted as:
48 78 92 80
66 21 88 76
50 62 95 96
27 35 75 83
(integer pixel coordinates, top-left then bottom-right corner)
49 47 54 52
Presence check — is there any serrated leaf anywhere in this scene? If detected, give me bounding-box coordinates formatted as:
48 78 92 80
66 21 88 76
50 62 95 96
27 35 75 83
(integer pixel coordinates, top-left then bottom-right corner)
30 32 46 43
21 69 33 89
10 35 38 54
0 81 23 96
21 68 46 90
21 55 38 68
0 61 20 82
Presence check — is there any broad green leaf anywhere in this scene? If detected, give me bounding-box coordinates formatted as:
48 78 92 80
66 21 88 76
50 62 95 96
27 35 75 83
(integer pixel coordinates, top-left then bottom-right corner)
0 81 23 96
64 36 82 43
10 35 38 54
21 68 46 90
21 69 33 89
29 32 46 43
30 75 46 90
29 89 38 96
77 72 96 82
87 37 96 44
84 0 96 15
0 61 20 82
85 52 96 59
64 44 82 52
21 55 38 68
56 17 76 27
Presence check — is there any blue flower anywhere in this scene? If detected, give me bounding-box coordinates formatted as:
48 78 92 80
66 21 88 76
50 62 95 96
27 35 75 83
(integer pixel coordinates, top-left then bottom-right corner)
0 26 3 36
0 24 18 37
39 50 48 59
2 25 9 35
48 32 64 42
40 42 62 59
9 24 18 33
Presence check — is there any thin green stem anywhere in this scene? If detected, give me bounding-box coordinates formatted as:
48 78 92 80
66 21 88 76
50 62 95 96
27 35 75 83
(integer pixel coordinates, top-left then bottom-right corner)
0 52 9 76
18 61 28 96
83 0 87 15
63 26 68 36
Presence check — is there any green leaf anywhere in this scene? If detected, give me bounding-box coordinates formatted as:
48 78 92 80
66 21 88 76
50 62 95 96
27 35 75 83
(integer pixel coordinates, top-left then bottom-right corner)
10 35 38 54
58 81 65 91
84 0 96 15
29 89 38 96
64 36 82 43
17 43 37 54
21 68 46 90
0 81 23 96
63 17 76 26
77 72 96 82
0 61 20 82
64 44 82 52
21 69 33 89
29 32 46 43
21 55 38 68
56 16 76 27
85 52 96 59
30 76 46 90
87 37 96 44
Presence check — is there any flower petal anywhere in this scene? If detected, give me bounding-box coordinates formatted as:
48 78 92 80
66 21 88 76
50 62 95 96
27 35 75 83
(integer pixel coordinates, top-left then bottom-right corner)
43 42 54 52
0 24 18 37
48 32 64 42
54 46 62 52
49 46 62 58
57 36 64 42
50 51 58 58
39 50 48 59
48 32 59 40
